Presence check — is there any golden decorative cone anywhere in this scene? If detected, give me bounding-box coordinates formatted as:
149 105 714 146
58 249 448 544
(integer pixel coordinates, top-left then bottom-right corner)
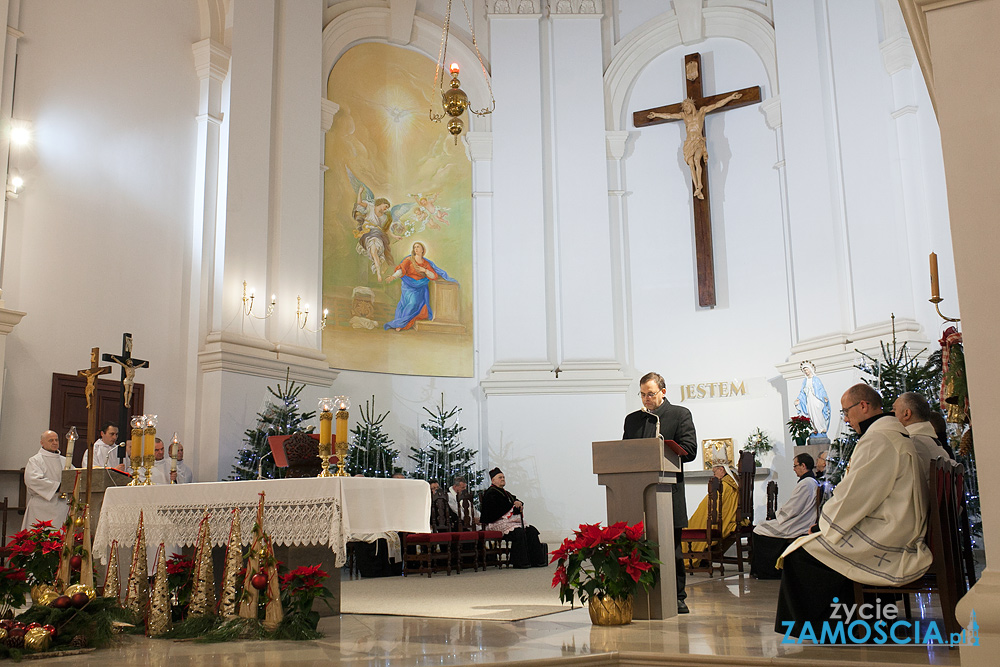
147 543 171 636
262 536 283 631
55 478 82 590
188 513 216 616
80 507 94 589
103 540 121 601
238 542 260 619
217 509 243 618
124 511 149 618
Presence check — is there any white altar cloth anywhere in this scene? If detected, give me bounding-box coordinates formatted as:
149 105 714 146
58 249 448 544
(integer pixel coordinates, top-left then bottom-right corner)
92 477 430 567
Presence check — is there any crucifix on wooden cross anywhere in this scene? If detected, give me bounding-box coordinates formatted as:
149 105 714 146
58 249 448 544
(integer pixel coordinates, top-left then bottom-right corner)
102 333 149 467
77 347 112 506
633 53 761 307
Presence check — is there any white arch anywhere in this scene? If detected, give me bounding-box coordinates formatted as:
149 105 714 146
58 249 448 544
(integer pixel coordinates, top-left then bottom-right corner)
322 8 492 132
604 7 777 131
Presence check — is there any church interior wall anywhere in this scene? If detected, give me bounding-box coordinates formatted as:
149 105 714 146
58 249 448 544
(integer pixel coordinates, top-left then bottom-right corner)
0 1 202 470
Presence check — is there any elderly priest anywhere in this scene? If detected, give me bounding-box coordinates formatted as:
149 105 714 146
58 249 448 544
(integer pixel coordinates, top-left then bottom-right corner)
22 430 69 530
775 384 931 637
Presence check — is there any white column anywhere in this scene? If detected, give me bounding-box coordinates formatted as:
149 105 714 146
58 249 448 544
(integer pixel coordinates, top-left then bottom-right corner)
485 9 550 376
549 6 623 382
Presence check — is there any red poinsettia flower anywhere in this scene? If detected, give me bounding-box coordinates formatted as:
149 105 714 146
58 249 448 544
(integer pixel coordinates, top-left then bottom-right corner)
602 521 627 542
618 548 653 583
578 523 605 549
39 540 62 555
624 522 645 541
551 564 568 588
31 520 54 530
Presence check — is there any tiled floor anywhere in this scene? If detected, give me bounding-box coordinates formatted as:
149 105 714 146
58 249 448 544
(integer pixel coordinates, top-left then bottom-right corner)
36 571 965 666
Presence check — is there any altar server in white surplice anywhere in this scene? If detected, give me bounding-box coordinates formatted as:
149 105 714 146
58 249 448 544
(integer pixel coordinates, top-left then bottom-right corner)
150 438 172 485
22 431 69 530
174 442 194 484
80 421 120 469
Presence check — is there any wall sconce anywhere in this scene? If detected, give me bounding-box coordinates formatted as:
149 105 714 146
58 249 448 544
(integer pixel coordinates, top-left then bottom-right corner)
6 170 22 199
9 119 31 147
242 280 275 319
296 296 327 332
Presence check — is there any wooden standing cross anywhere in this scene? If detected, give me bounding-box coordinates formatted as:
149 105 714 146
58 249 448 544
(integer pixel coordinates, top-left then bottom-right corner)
102 333 149 464
77 347 112 507
633 53 761 307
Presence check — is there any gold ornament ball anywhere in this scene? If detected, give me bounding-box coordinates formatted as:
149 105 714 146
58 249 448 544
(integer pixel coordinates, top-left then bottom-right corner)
73 515 86 527
37 590 60 607
24 627 51 652
0 627 7 641
447 117 464 136
65 583 96 600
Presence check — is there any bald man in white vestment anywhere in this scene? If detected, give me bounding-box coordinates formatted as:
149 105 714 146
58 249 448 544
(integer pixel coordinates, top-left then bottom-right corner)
22 431 69 530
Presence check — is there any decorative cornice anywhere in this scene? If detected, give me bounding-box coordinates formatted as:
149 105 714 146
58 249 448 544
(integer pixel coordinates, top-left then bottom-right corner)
6 26 24 40
481 363 631 396
192 38 231 83
891 104 919 119
880 35 915 75
759 95 781 129
605 130 631 160
550 0 603 16
0 307 26 335
464 132 493 161
321 98 340 134
488 0 541 15
199 331 338 387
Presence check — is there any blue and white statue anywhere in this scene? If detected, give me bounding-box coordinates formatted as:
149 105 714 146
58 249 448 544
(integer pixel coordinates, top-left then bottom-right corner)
794 361 830 438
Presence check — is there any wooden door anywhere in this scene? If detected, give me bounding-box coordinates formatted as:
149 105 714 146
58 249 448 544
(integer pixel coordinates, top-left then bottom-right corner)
49 373 144 467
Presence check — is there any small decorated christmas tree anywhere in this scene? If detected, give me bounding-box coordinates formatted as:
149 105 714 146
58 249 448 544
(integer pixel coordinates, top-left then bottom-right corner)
346 396 402 477
409 394 483 488
229 370 315 481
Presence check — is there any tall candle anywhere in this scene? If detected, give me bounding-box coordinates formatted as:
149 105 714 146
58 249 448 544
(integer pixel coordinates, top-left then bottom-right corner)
131 427 142 459
144 428 155 458
320 410 332 446
336 412 348 445
929 252 940 299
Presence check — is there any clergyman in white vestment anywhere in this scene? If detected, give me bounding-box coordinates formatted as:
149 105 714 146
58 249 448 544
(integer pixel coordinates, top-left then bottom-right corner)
80 421 120 469
22 431 69 530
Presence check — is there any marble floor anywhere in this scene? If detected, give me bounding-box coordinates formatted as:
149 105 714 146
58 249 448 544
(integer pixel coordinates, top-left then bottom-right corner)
35 571 966 666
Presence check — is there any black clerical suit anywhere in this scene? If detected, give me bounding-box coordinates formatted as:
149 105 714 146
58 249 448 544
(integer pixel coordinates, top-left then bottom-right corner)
622 400 698 601
481 485 547 568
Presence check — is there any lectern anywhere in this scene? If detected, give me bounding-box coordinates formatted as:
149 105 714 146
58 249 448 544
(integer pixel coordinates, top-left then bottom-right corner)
60 468 131 537
593 437 682 620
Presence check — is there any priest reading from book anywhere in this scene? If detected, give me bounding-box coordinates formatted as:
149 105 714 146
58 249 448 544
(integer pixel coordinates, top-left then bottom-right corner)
22 430 69 530
481 468 547 568
622 371 698 614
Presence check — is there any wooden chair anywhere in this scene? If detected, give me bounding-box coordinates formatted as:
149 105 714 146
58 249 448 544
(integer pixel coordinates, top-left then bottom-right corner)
403 492 453 577
680 476 725 577
853 458 972 635
452 491 480 574
766 481 778 520
719 450 756 572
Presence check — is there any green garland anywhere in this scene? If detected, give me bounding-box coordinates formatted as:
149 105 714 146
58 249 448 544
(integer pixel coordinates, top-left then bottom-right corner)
161 610 322 643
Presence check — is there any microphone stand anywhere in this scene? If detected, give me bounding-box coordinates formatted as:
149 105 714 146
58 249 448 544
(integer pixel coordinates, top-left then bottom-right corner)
258 451 274 480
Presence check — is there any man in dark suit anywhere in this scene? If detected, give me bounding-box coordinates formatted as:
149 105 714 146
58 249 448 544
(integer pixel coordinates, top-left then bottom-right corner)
623 371 698 613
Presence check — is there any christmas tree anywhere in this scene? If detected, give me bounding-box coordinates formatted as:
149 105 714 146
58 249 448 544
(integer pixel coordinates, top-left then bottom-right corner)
229 371 316 480
346 396 403 477
409 394 484 488
827 316 941 486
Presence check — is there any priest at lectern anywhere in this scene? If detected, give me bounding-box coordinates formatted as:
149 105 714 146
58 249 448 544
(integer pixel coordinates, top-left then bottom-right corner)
623 371 698 613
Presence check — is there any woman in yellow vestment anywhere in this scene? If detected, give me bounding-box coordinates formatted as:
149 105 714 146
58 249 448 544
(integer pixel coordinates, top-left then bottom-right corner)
682 464 741 565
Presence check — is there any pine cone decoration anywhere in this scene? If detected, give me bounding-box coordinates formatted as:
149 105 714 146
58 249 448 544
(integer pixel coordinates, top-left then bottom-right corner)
70 634 89 648
960 428 974 457
4 635 24 649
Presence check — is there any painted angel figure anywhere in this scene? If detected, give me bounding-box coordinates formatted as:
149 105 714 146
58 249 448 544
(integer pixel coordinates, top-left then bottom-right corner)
346 167 413 282
405 192 450 231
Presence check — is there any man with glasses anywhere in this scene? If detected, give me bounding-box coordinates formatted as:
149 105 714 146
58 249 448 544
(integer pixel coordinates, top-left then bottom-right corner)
774 383 931 638
750 453 819 579
623 371 698 613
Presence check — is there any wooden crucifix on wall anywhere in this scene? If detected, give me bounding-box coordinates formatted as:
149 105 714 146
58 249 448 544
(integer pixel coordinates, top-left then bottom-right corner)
102 332 149 461
633 53 761 307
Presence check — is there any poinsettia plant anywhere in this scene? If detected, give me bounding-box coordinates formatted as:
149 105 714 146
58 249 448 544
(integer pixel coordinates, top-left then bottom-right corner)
7 520 64 585
787 415 813 440
550 521 660 605
0 564 29 617
279 564 333 631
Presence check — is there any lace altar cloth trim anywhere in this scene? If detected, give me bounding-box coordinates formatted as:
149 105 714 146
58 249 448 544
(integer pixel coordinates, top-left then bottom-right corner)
92 477 431 568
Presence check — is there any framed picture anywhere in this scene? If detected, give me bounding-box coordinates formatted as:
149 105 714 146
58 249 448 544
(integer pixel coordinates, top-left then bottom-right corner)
701 438 734 469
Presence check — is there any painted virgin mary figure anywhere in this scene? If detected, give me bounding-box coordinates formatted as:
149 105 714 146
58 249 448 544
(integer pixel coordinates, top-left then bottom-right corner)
794 361 830 437
382 242 456 331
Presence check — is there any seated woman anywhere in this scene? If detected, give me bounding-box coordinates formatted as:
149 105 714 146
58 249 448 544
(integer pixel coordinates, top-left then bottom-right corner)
682 462 741 566
750 453 819 579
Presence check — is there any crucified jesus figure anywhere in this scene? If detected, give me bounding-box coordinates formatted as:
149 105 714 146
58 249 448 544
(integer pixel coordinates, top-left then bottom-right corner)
647 92 742 199
112 357 148 408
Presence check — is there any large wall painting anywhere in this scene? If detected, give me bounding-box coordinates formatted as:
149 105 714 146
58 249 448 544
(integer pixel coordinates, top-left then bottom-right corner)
323 43 473 377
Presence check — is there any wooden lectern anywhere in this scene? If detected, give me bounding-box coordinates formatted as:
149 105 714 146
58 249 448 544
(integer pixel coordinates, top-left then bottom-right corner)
593 437 683 620
60 468 131 537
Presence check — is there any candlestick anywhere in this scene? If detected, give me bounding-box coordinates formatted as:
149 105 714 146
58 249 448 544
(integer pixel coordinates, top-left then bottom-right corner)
317 399 334 477
929 252 940 300
128 416 144 485
143 415 157 486
170 432 179 484
64 427 78 470
334 396 350 477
